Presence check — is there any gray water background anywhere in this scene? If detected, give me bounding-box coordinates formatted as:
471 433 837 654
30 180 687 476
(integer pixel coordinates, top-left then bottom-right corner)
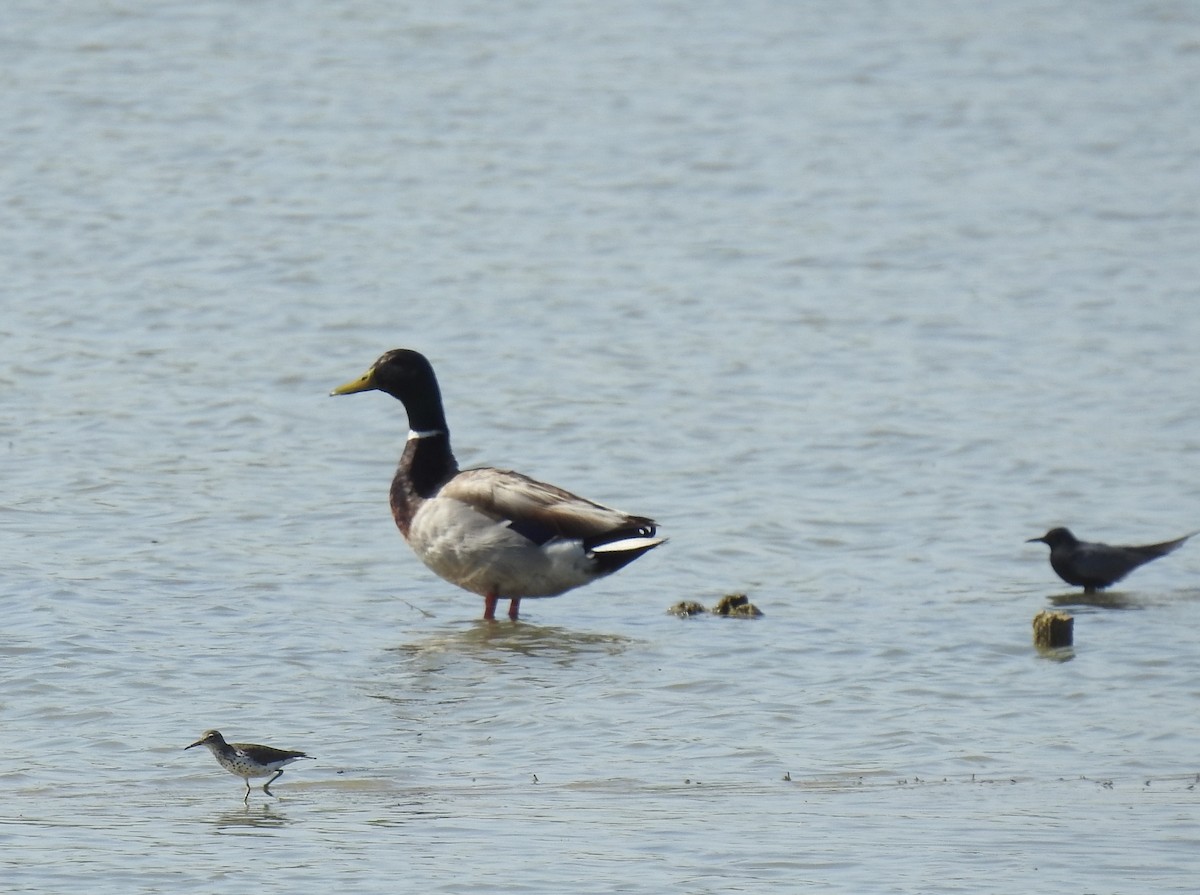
4 1 1200 892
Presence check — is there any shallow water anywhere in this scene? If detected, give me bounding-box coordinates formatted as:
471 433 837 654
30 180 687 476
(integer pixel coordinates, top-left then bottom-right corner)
4 1 1200 892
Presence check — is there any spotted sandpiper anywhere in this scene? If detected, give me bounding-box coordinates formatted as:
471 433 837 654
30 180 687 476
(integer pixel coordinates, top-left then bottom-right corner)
185 729 311 800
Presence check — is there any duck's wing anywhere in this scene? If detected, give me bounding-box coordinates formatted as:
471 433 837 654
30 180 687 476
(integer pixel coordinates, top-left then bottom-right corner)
439 467 657 545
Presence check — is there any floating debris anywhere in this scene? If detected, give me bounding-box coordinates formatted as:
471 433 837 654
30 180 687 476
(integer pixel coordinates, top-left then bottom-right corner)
1032 609 1073 649
712 592 763 618
668 593 764 618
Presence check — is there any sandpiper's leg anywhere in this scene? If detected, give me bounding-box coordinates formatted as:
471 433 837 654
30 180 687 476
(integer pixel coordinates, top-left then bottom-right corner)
508 598 521 621
483 592 499 621
243 779 251 803
263 769 284 795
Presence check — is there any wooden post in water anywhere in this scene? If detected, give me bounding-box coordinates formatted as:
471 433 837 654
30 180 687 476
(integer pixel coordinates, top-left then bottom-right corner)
1032 610 1073 649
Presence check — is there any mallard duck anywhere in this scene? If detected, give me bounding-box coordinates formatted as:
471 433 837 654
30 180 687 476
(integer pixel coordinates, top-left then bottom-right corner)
1026 527 1195 593
185 730 311 800
331 349 665 620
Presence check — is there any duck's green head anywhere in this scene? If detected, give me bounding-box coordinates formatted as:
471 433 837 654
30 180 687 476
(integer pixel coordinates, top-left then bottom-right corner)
331 349 447 431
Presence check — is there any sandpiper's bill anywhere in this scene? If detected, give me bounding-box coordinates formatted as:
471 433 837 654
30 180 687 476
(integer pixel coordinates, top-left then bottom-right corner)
185 729 311 800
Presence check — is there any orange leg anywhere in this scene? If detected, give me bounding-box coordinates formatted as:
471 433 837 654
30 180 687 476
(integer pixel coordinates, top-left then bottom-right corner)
483 592 499 621
508 598 521 621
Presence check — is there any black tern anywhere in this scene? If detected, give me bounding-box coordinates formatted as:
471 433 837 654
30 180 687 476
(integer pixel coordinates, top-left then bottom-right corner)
1026 527 1195 593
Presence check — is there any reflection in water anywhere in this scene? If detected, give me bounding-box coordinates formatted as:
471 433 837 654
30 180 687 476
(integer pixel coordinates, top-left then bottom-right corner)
1047 590 1144 611
1049 586 1200 612
388 621 634 666
207 802 291 830
365 622 637 713
1033 644 1076 663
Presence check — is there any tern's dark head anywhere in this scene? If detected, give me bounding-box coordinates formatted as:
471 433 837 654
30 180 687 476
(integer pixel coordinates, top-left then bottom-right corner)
1026 527 1078 548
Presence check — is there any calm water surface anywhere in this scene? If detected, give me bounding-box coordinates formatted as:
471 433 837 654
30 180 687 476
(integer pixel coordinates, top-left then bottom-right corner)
4 1 1200 892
